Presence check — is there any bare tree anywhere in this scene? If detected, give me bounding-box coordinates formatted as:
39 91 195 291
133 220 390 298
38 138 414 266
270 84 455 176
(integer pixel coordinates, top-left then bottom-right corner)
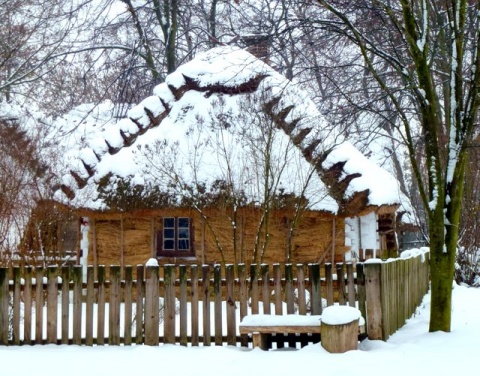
311 0 480 332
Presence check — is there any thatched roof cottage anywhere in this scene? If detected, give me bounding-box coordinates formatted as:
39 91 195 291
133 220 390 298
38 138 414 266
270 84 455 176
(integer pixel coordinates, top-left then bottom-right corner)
28 47 409 271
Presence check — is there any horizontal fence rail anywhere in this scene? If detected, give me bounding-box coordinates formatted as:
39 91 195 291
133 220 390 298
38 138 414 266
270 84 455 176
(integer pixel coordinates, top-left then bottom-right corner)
0 253 429 347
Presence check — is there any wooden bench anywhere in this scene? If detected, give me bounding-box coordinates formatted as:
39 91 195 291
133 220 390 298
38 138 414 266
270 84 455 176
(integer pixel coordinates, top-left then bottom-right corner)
239 314 365 351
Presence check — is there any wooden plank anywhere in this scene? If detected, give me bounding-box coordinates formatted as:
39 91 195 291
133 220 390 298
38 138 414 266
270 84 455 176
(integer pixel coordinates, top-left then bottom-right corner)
296 264 306 315
346 263 356 307
325 263 334 306
85 266 94 346
72 265 82 345
273 264 283 315
202 265 211 346
336 263 346 305
261 264 270 314
61 266 70 344
191 265 199 346
285 264 294 314
238 264 248 346
365 262 383 340
213 264 222 346
35 267 44 344
250 264 259 314
164 264 176 344
144 265 159 346
46 265 58 344
356 263 366 322
135 265 144 345
24 266 33 345
0 267 8 345
309 263 321 315
97 265 106 345
124 266 133 345
109 266 121 345
13 266 21 345
239 325 321 334
226 264 236 346
179 265 188 346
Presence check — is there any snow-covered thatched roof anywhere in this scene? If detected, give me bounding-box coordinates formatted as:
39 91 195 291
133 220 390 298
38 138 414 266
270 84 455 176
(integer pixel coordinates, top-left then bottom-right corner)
53 46 405 216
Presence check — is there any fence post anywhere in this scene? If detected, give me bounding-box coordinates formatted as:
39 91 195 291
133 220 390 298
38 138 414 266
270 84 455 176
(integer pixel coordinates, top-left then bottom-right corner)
144 265 159 346
0 267 8 345
365 262 384 340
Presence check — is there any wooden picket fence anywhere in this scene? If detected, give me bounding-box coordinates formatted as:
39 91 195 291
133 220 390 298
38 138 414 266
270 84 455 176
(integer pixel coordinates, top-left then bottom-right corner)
0 252 429 347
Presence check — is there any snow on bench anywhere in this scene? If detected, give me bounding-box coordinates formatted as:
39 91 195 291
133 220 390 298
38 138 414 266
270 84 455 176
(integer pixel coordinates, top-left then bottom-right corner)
239 310 365 351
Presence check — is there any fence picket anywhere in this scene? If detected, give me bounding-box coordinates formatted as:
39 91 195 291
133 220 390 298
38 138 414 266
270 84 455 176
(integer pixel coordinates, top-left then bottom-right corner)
226 264 236 346
214 264 222 346
202 265 211 346
35 267 44 344
164 264 175 344
0 267 8 345
124 266 133 346
190 265 199 346
179 265 188 346
13 266 21 345
24 266 33 345
85 266 94 346
46 265 58 344
72 266 82 345
97 266 106 345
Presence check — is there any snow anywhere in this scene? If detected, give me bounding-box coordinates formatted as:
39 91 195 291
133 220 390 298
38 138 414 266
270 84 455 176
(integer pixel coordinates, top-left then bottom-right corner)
145 258 159 267
321 306 361 325
322 142 403 206
1 284 479 375
49 46 407 216
240 314 321 327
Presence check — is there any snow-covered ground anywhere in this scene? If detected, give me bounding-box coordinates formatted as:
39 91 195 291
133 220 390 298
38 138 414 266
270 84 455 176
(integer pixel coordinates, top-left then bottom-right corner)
1 283 478 376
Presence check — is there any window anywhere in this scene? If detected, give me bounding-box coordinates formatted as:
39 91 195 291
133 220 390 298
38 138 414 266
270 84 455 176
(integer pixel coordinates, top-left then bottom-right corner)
157 217 194 257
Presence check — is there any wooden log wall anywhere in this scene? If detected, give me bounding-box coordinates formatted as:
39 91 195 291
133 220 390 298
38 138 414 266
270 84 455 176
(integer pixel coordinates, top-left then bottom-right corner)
0 255 428 347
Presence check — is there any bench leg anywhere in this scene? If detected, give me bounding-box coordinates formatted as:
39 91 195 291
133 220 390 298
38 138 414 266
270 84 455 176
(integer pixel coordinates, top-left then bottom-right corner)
252 332 268 350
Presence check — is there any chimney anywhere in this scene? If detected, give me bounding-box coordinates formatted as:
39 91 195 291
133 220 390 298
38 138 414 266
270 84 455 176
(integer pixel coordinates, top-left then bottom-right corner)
241 34 270 64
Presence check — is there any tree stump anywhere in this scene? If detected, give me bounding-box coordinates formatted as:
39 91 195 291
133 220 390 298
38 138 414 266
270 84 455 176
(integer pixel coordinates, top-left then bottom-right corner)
321 306 361 353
